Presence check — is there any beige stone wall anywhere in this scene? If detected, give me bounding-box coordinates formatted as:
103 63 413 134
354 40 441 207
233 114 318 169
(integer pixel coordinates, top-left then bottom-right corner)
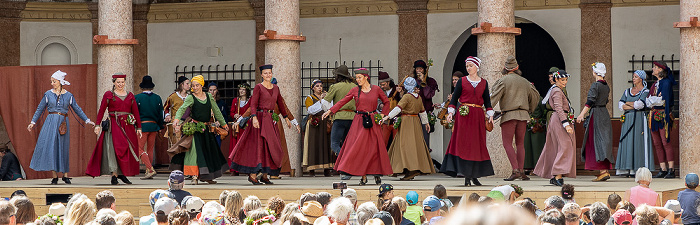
20 21 93 66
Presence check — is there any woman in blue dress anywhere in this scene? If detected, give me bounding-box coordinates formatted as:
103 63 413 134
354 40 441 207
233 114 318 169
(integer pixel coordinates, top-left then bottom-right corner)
27 70 94 184
615 70 655 177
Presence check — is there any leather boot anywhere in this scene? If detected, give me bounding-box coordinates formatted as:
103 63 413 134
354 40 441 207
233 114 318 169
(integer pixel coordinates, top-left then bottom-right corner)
504 170 520 181
653 170 668 178
520 169 530 181
664 168 676 179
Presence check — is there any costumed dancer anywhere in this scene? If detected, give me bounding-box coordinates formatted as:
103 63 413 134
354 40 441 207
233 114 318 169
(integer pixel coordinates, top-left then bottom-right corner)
230 65 295 185
134 75 164 180
171 75 229 184
440 56 495 186
302 79 335 177
164 76 191 146
321 68 392 185
87 73 143 185
320 65 357 159
379 77 435 180
207 82 231 146
436 71 464 131
228 82 252 176
615 70 655 177
489 56 541 181
533 70 577 186
524 67 559 174
378 71 398 148
411 60 439 151
576 62 613 182
27 70 95 185
648 61 677 179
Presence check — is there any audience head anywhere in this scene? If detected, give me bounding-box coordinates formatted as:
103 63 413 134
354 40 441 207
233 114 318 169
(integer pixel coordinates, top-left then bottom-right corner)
544 196 565 211
48 203 66 217
315 192 332 209
663 200 683 220
278 202 301 223
513 200 537 217
201 201 224 217
607 194 622 210
405 191 419 206
685 173 699 189
115 211 134 225
581 204 592 224
301 201 323 224
223 191 242 220
611 209 633 225
391 197 408 213
356 202 379 225
422 196 444 214
287 213 309 225
266 196 285 216
561 203 582 223
560 184 575 201
10 196 35 225
168 209 189 225
298 193 316 206
9 191 25 199
433 184 447 199
372 211 394 225
342 188 357 206
65 197 96 225
634 204 659 225
181 196 204 219
467 193 480 203
615 201 635 214
378 184 394 200
588 202 610 225
65 193 88 219
199 211 227 225
149 190 175 210
35 214 58 225
327 198 353 224
154 197 179 224
168 171 186 191
381 201 401 225
242 196 262 216
477 196 493 205
96 190 116 210
539 209 565 225
218 190 230 206
364 218 384 225
95 208 117 225
635 167 653 184
0 200 17 225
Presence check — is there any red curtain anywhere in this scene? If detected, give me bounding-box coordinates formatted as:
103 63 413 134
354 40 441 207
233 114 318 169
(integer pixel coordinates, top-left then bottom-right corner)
0 65 97 179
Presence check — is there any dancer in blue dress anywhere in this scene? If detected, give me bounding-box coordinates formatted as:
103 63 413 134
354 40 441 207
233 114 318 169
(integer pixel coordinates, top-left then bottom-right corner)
27 70 94 184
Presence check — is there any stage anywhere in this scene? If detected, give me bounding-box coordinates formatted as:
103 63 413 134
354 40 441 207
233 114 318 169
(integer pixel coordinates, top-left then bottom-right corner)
0 173 685 218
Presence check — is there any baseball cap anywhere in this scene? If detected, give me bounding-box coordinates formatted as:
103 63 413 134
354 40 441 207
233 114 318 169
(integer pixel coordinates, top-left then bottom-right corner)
149 190 175 208
685 173 699 187
612 209 633 225
664 200 683 215
154 197 178 215
182 196 205 214
422 195 444 212
170 170 185 184
342 188 357 203
372 211 394 225
378 184 393 197
406 191 419 205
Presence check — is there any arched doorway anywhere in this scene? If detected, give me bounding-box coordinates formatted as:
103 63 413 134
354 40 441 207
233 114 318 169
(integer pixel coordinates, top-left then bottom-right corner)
445 17 566 96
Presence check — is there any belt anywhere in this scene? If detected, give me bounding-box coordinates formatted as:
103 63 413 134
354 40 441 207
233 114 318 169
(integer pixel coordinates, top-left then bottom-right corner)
355 111 371 114
191 119 215 126
49 112 67 117
591 105 606 108
460 103 484 109
142 121 157 124
109 111 132 116
402 114 418 117
257 109 274 113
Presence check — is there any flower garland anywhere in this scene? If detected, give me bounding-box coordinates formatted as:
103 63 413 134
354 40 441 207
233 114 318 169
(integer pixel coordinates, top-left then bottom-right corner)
567 112 576 125
272 112 280 122
653 111 664 122
125 114 136 125
182 121 206 136
428 113 437 125
244 209 276 225
38 214 63 225
393 117 402 129
445 121 454 129
620 114 626 123
526 117 545 133
374 114 384 125
310 116 320 127
459 105 470 116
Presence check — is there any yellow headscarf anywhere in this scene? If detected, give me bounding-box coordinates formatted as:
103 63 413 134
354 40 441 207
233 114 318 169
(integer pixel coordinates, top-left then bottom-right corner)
191 75 204 87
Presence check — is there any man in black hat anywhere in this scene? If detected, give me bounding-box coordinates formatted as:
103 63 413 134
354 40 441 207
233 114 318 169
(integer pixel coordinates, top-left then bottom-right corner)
378 71 397 148
135 75 164 180
411 60 439 151
321 65 357 162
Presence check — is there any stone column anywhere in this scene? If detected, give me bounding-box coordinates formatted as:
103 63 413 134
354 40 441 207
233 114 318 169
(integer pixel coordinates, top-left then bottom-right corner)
250 0 265 83
96 0 134 102
476 0 515 177
395 0 428 78
132 3 149 89
89 3 98 66
678 1 700 176
0 1 26 66
579 0 613 113
265 0 302 177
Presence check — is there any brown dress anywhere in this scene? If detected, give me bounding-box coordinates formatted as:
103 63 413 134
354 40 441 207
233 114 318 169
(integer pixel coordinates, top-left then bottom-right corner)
388 93 435 175
302 94 335 171
533 86 577 178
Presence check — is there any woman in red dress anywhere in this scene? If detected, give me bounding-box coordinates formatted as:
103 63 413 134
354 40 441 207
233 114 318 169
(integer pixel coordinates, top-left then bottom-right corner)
227 83 252 175
229 65 291 185
322 68 392 185
441 56 495 186
87 73 143 185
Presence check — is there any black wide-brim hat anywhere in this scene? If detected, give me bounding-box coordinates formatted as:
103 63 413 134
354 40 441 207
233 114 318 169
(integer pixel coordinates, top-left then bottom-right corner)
334 65 352 79
414 60 427 69
139 75 155 89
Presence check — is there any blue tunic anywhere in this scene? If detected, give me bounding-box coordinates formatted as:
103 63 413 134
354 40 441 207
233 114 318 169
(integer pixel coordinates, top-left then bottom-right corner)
30 90 90 173
615 88 655 173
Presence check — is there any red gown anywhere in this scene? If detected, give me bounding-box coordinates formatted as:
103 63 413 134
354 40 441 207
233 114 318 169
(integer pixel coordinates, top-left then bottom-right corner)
330 85 392 176
227 97 250 166
86 91 142 177
229 84 289 176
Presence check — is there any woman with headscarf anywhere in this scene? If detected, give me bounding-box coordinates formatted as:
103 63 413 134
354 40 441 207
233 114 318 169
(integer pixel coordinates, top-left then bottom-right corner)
87 73 143 185
441 56 495 186
648 61 677 179
172 75 229 184
534 70 576 187
27 70 95 184
228 82 252 175
164 76 191 146
322 68 392 185
380 77 435 181
616 70 655 177
303 79 335 177
576 62 613 182
230 65 296 185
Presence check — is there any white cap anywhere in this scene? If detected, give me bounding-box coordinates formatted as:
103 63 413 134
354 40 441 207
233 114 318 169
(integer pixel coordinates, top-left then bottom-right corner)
201 201 224 216
51 70 70 85
592 62 606 77
48 203 66 216
183 196 205 214
342 188 357 203
664 200 682 214
154 197 178 215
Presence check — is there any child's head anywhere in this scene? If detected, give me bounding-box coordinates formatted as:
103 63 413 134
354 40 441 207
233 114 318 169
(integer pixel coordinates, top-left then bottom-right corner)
607 193 621 209
406 191 419 206
378 184 394 199
561 184 575 200
685 173 699 189
433 184 447 199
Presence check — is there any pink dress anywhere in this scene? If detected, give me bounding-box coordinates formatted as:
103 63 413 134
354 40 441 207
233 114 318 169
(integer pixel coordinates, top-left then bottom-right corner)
629 185 658 207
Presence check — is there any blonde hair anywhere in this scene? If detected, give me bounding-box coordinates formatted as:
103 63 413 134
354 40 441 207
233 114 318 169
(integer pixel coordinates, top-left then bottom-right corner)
278 203 301 223
242 196 262 215
218 191 230 206
115 211 134 225
635 204 659 225
224 191 243 221
391 197 408 212
65 198 97 225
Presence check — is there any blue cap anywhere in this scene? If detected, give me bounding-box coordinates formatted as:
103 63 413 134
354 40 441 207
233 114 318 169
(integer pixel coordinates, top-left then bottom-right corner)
422 195 444 212
406 191 419 205
686 173 699 186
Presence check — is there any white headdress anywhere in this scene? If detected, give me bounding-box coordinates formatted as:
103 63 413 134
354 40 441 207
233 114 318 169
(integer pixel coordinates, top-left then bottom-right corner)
51 70 70 85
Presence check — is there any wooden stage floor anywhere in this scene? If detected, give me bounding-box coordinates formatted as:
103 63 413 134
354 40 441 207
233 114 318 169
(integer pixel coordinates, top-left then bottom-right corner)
0 173 685 218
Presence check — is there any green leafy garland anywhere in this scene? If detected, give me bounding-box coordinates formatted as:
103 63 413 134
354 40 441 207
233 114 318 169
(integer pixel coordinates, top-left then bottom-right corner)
428 113 436 125
182 121 206 136
393 117 402 129
459 105 470 116
244 209 276 225
38 214 63 225
272 112 280 122
374 114 383 124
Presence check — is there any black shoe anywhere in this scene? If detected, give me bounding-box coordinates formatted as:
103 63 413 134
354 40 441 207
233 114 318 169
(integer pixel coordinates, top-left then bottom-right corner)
554 178 564 186
62 177 72 184
111 176 118 185
117 175 132 184
51 178 58 185
664 168 676 179
374 176 382 185
359 176 368 186
550 178 556 185
341 175 352 180
465 178 472 186
260 177 274 185
324 169 333 177
248 176 263 185
472 178 482 186
654 170 668 178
